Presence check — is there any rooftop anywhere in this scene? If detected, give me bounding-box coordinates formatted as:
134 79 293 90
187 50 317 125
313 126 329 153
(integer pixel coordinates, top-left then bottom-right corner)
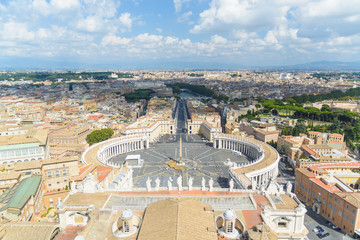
0 222 59 240
137 198 217 240
0 175 42 214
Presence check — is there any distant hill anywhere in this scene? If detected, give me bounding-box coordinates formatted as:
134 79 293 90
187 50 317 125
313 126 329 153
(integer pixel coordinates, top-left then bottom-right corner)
268 61 360 71
1 58 360 71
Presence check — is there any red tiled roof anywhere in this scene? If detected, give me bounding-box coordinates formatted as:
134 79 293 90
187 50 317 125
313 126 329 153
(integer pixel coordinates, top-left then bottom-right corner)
77 163 93 176
96 165 112 183
329 133 343 137
301 145 320 158
308 131 322 135
309 161 360 172
54 226 85 240
310 178 341 193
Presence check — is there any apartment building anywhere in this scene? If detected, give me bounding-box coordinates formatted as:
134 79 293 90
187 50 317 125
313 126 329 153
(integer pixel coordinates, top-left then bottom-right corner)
0 130 49 165
295 162 360 237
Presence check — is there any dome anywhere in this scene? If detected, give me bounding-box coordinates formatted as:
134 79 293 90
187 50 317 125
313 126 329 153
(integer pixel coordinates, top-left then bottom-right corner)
223 209 236 220
121 209 134 220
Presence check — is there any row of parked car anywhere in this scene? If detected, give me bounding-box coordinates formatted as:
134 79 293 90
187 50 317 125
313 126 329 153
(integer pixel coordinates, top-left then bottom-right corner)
312 221 342 238
312 226 330 238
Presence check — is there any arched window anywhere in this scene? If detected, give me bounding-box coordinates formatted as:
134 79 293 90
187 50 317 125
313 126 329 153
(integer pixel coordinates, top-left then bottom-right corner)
227 222 233 233
124 221 130 233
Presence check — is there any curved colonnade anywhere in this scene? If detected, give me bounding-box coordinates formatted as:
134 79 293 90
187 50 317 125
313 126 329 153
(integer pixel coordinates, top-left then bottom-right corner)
213 133 280 189
81 134 150 167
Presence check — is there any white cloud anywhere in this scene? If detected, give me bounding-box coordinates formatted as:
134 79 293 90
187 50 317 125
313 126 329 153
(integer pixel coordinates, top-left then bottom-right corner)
83 0 119 18
101 34 131 46
1 22 35 41
50 0 80 11
77 16 102 33
345 15 360 23
119 12 133 31
0 3 6 11
299 0 360 19
31 0 51 15
177 11 192 23
230 30 258 40
191 0 289 34
174 0 191 12
211 35 227 44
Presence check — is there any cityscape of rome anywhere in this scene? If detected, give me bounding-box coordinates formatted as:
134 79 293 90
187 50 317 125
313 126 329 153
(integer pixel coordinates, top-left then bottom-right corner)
1 0 360 240
1 70 360 240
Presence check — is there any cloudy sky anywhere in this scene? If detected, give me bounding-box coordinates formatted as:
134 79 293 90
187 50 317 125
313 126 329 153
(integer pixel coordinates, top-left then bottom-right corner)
0 0 360 69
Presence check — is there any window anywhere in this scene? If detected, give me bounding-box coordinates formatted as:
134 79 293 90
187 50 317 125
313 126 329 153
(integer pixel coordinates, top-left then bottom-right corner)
323 199 326 204
227 222 233 233
339 210 342 216
56 170 59 176
346 205 349 210
353 210 356 214
63 169 67 175
345 214 348 220
124 221 130 233
335 197 338 202
278 222 287 228
48 171 51 177
351 219 355 225
333 206 336 212
340 201 343 206
328 203 332 209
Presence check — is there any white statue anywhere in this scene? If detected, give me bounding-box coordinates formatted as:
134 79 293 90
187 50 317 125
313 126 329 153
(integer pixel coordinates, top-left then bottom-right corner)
201 177 206 191
76 183 84 192
168 178 173 191
251 179 257 191
56 197 65 210
103 177 109 190
146 177 152 192
286 181 292 193
96 182 104 192
70 180 77 194
229 179 234 192
209 178 214 192
188 177 194 191
177 175 183 191
155 177 161 191
83 172 98 193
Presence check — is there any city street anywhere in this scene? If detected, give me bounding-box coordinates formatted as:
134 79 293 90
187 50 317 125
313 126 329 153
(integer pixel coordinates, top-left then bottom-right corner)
277 157 296 186
304 205 353 240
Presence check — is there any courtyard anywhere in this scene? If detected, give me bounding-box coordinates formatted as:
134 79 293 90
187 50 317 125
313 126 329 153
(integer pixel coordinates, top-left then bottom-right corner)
108 134 251 188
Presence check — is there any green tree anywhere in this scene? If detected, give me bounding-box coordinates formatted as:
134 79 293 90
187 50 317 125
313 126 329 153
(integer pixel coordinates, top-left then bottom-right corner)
321 104 332 112
86 128 114 145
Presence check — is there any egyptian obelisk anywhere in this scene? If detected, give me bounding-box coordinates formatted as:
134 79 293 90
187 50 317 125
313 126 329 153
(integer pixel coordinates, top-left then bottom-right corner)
179 137 183 165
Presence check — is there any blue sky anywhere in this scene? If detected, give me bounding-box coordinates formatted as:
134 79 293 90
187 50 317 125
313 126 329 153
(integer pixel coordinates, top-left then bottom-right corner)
0 0 360 69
